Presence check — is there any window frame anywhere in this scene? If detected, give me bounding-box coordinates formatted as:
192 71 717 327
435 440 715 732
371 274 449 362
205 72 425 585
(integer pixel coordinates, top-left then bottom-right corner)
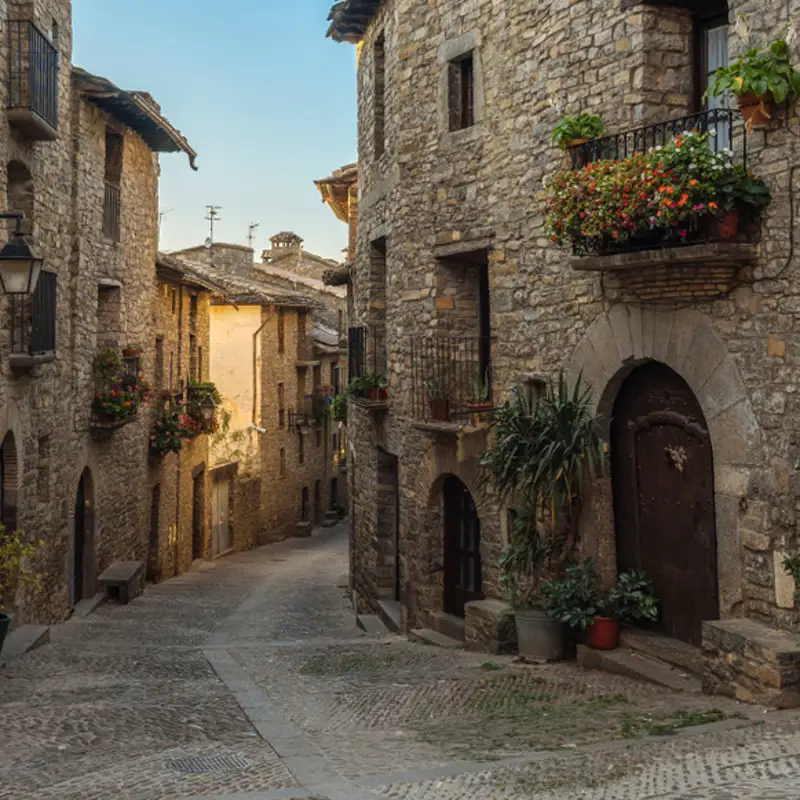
692 6 729 112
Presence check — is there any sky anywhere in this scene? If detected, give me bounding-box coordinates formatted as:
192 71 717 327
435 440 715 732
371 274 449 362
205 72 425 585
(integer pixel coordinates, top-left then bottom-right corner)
72 1 358 261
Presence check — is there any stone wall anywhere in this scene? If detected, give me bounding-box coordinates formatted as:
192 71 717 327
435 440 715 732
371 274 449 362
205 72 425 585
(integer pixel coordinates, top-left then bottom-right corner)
176 243 255 279
343 0 800 642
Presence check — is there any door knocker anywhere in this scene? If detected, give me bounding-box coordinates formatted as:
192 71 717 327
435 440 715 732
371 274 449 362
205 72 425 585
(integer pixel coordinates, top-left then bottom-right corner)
665 444 688 473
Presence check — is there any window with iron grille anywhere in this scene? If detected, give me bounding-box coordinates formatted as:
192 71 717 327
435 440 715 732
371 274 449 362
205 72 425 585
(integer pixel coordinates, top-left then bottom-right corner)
10 270 56 355
103 129 123 242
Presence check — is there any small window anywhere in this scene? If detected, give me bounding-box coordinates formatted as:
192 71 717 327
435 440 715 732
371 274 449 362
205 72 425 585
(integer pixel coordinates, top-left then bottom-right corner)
694 9 729 112
171 289 177 314
316 427 322 448
277 309 285 354
51 20 59 46
155 337 164 390
374 34 386 158
278 383 285 428
299 434 305 465
189 333 198 381
279 447 286 477
103 129 123 242
448 53 475 131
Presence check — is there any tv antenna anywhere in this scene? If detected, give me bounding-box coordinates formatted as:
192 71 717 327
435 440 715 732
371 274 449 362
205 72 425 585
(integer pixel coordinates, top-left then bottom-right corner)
159 208 174 228
205 205 222 245
247 222 260 249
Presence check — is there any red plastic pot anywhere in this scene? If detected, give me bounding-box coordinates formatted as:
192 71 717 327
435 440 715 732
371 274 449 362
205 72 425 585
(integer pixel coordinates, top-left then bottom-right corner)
378 387 388 400
587 616 620 650
367 387 379 401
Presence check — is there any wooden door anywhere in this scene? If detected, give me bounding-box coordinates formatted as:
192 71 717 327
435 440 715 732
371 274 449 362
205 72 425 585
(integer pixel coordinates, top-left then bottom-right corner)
443 476 483 618
74 476 85 603
212 479 231 556
611 362 718 646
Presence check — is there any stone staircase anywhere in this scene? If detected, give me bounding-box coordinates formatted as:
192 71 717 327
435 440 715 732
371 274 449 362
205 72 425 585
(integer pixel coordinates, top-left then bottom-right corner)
578 628 703 693
411 611 465 649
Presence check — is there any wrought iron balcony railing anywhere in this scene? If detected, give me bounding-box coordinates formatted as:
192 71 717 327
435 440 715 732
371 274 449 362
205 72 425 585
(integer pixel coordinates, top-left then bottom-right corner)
10 270 56 358
8 20 59 139
103 182 121 242
411 334 494 424
569 108 744 169
348 325 386 384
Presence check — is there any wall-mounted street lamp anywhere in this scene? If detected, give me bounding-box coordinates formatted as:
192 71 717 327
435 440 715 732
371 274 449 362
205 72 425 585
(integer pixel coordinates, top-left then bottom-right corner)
0 212 42 294
199 393 217 426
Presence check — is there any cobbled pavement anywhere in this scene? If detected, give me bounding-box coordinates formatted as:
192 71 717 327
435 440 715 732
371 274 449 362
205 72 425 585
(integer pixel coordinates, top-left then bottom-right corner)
2 523 800 799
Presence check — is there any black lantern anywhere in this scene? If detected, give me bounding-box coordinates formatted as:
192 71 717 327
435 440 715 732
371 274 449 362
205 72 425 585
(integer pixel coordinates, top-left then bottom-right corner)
200 393 217 426
0 213 42 295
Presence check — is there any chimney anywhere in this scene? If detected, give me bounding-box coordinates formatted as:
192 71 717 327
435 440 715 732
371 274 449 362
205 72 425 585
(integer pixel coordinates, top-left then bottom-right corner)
262 231 304 265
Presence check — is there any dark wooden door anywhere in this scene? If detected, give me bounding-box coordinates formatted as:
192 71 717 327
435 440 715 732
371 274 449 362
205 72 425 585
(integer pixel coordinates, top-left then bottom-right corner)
443 476 483 617
74 476 86 604
147 484 160 582
192 473 204 561
611 362 718 646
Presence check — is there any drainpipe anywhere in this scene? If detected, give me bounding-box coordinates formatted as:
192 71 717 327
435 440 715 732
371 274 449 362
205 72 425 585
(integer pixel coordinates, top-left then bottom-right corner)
252 309 272 426
174 285 184 575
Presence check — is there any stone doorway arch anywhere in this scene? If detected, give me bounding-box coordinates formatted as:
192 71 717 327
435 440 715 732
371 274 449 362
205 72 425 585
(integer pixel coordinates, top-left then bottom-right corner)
71 468 96 606
568 305 760 619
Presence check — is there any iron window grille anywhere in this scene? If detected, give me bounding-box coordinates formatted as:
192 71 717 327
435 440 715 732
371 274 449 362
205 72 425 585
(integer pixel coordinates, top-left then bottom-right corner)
8 20 59 131
10 270 56 355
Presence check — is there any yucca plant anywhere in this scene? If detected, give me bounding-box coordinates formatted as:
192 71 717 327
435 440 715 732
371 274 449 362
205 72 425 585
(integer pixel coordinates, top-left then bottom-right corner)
482 371 605 606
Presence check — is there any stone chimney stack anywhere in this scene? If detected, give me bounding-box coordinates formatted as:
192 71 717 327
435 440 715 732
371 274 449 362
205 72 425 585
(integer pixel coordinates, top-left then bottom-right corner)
262 231 304 266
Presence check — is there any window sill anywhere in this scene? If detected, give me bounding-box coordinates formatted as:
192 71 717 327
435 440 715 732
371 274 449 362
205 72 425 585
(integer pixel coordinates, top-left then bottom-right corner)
440 121 486 148
350 397 389 413
9 352 56 371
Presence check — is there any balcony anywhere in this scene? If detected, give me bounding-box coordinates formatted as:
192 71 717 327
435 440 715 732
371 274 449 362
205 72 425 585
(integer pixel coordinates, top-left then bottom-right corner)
411 334 493 431
9 271 56 370
7 21 59 141
348 325 388 411
289 391 327 430
103 182 121 242
555 109 763 302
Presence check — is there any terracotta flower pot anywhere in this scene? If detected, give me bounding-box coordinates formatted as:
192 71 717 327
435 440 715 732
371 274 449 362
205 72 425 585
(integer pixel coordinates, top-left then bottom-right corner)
714 208 741 240
378 387 389 400
429 398 450 422
587 616 620 650
367 387 379 401
122 348 141 358
736 92 772 130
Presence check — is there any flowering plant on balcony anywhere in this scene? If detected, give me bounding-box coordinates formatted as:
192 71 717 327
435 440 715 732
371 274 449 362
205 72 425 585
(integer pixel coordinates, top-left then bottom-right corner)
150 407 189 457
545 130 770 252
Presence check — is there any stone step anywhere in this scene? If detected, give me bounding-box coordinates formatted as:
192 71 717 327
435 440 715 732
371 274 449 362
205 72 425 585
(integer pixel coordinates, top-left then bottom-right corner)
72 592 105 619
377 599 402 633
431 610 465 642
356 614 391 636
1 624 49 665
577 644 702 693
293 521 314 538
619 628 703 677
410 628 463 650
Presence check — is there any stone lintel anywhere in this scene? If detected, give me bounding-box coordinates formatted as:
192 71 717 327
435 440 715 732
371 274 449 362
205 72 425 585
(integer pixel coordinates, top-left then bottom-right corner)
350 397 389 413
433 236 494 261
570 242 759 272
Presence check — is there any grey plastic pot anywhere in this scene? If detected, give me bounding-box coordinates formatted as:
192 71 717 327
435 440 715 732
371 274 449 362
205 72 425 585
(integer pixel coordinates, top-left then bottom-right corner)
514 608 565 661
0 612 11 656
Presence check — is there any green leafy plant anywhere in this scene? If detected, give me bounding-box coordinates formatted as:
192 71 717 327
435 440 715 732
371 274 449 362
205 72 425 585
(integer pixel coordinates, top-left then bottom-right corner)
483 372 605 608
607 571 659 624
467 370 490 405
92 348 123 384
706 39 800 103
149 406 187 457
185 381 222 436
92 348 151 423
783 552 800 592
552 114 605 150
424 376 451 401
211 406 247 464
714 164 772 211
0 528 44 610
541 559 603 630
330 390 349 423
349 372 385 398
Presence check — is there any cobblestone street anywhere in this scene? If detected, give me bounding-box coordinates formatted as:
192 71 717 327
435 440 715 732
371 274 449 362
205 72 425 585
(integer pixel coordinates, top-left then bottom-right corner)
3 523 800 800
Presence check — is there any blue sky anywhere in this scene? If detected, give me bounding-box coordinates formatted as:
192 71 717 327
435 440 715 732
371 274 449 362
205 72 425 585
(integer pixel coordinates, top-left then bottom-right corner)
72 1 357 260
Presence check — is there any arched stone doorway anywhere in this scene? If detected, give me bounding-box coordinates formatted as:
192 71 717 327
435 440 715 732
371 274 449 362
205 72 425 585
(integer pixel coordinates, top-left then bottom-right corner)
611 362 718 645
443 475 483 618
72 469 95 605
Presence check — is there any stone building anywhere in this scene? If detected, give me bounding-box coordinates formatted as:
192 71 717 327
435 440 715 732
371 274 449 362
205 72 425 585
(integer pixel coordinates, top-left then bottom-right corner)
328 0 800 704
146 255 224 582
164 252 343 547
0 0 196 624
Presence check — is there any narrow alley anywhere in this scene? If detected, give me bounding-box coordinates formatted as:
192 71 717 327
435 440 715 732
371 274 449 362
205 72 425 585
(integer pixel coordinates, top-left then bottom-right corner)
2 525 800 800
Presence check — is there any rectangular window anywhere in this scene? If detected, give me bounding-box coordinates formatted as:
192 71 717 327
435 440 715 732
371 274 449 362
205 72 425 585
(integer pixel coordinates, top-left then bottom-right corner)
313 364 321 390
299 434 305 465
373 34 386 158
103 129 123 241
277 309 285 354
155 337 164 390
316 427 322 448
278 383 285 428
189 333 198 381
694 12 729 111
279 447 286 477
449 54 475 131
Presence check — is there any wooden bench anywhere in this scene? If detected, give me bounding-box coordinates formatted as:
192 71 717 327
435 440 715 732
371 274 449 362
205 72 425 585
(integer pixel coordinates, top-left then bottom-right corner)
98 560 145 605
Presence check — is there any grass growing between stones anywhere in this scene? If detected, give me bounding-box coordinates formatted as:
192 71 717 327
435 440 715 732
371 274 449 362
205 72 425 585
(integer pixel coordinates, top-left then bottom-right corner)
618 708 732 738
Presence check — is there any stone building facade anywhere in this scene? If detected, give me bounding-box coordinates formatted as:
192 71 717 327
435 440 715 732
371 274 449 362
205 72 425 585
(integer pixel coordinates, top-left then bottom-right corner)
328 0 800 704
165 253 343 548
0 0 196 624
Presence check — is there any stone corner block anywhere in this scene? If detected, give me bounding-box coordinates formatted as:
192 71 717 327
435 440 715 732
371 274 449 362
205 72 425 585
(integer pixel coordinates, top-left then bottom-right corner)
464 598 516 654
702 617 800 708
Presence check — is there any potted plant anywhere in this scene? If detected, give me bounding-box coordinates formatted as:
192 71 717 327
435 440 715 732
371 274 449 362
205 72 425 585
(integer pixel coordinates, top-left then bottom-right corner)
481 372 605 660
712 165 771 238
466 370 491 413
542 561 659 650
424 376 451 421
552 113 605 150
0 528 44 656
330 390 349 424
706 39 800 130
149 407 187 457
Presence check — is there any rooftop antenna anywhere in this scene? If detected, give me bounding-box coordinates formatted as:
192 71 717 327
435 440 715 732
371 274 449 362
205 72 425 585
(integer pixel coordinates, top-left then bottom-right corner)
247 222 260 250
159 208 174 228
205 205 222 246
